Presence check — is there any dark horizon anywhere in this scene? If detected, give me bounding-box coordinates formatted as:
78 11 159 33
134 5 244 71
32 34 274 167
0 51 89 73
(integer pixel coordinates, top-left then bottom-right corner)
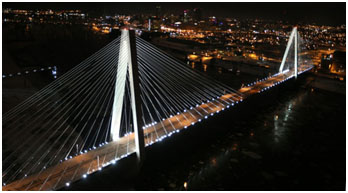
2 2 346 26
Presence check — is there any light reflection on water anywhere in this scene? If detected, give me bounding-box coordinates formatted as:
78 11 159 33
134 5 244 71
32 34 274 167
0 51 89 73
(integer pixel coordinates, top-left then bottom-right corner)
183 88 329 190
273 91 307 143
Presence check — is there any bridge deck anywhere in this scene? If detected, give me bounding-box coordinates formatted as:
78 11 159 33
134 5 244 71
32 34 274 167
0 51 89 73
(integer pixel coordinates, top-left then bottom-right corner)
3 67 312 191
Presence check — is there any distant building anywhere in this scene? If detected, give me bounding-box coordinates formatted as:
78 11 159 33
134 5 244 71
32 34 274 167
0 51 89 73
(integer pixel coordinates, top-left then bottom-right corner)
192 8 202 22
320 54 333 72
148 18 151 31
183 9 189 23
155 6 161 18
147 17 160 31
209 16 217 25
332 51 346 74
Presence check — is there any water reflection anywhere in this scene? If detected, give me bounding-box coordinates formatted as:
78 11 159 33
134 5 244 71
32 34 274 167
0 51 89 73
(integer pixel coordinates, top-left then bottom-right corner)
203 64 208 72
183 182 188 190
66 86 344 190
183 89 312 190
273 91 307 143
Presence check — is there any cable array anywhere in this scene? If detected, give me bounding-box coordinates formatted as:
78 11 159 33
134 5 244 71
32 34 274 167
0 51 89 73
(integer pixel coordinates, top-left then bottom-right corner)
3 34 242 189
136 37 242 143
3 36 121 185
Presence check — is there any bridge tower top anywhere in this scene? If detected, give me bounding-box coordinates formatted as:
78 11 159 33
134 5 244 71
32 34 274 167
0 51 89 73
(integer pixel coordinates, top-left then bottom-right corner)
279 27 298 78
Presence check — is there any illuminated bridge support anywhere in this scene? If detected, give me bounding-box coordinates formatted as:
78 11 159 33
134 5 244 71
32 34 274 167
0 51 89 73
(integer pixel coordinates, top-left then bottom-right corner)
110 29 145 163
279 27 298 78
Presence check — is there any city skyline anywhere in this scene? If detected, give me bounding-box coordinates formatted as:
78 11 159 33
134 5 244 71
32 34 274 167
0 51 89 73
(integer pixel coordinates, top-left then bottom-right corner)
3 2 346 26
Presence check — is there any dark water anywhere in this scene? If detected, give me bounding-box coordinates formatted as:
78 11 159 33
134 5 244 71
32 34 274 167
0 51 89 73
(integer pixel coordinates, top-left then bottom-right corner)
66 77 345 191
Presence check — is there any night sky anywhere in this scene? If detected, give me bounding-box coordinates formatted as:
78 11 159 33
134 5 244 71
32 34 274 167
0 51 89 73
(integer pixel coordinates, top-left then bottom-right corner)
3 2 346 26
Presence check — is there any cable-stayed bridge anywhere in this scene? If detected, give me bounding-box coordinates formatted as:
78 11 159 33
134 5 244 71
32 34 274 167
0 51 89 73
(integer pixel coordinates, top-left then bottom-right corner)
2 27 312 191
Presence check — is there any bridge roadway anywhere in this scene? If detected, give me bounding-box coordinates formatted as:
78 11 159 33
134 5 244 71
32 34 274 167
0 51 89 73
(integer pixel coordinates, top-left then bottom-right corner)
3 67 311 191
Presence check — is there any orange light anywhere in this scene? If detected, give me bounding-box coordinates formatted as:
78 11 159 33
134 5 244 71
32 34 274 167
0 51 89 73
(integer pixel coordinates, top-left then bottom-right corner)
203 64 207 72
188 54 198 60
249 53 257 59
202 56 212 61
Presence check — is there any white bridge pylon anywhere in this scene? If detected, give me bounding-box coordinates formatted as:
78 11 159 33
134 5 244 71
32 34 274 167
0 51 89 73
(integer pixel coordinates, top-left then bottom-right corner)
279 27 298 78
110 29 145 162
